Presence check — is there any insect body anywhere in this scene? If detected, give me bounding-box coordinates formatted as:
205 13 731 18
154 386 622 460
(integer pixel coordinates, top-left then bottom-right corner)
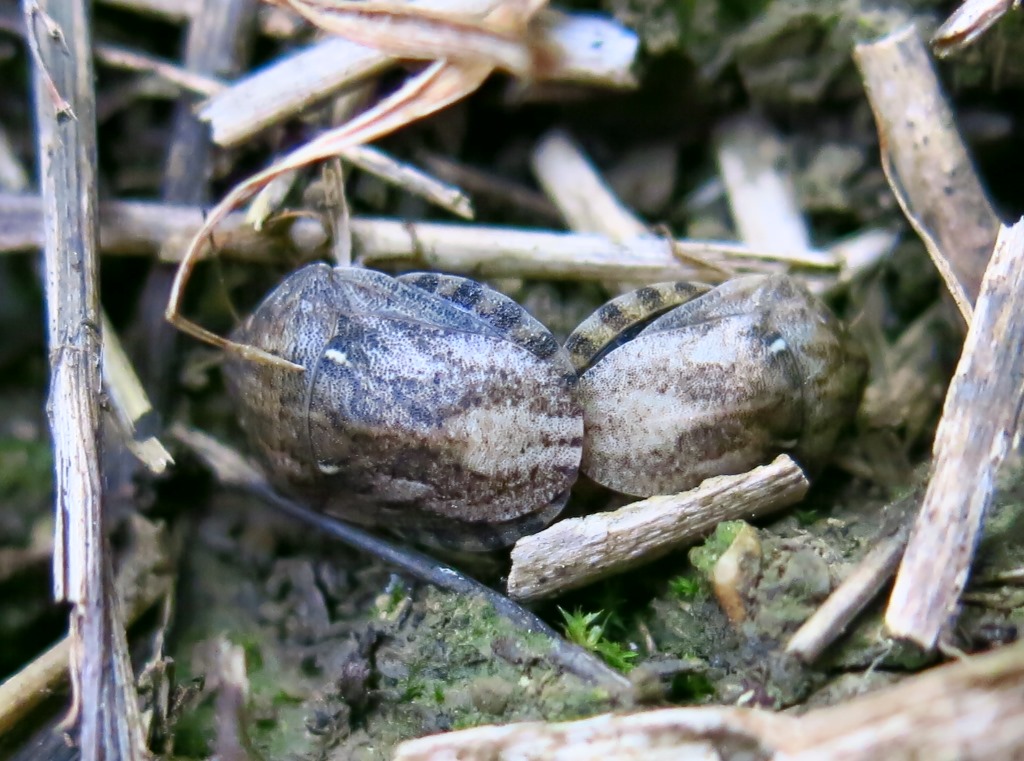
223 264 583 551
565 275 867 497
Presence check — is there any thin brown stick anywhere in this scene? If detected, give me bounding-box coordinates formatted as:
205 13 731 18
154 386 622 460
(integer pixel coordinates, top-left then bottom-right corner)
340 144 473 219
95 42 226 97
25 0 146 757
507 456 809 602
715 115 812 255
854 24 1000 317
0 193 843 289
531 129 646 239
0 192 326 260
887 219 1024 649
787 509 913 662
198 5 638 147
932 0 1018 56
350 219 836 279
134 0 257 406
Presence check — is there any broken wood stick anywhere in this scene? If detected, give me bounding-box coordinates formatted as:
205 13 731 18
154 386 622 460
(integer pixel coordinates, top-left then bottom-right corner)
507 456 809 603
854 24 1000 318
886 218 1024 649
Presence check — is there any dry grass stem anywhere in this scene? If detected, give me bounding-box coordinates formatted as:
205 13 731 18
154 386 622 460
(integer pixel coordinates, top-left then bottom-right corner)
0 192 328 260
323 158 353 266
530 129 647 240
276 0 539 76
418 151 562 222
351 219 837 281
100 312 173 475
340 143 474 219
95 42 226 97
787 518 911 662
26 1 147 757
506 455 809 603
887 218 1024 649
854 24 1000 319
396 638 1024 760
715 115 813 255
200 4 638 147
0 192 840 283
932 0 1019 56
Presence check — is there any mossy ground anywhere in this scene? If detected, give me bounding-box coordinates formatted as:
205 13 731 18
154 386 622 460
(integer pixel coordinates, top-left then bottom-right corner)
2 0 1024 758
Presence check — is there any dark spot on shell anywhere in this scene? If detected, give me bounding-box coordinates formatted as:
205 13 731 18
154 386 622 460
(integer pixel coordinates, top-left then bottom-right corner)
636 286 664 311
452 280 485 309
597 302 629 331
408 273 439 292
565 333 596 358
523 331 559 359
490 300 523 330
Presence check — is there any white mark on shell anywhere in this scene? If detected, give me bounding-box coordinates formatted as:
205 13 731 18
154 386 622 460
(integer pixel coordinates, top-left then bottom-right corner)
323 348 350 366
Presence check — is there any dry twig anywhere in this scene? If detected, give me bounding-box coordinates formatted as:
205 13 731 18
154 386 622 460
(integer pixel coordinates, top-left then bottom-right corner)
886 219 1024 649
854 24 1000 319
715 115 813 255
932 0 1020 56
340 144 473 219
507 456 809 603
198 3 638 147
787 503 914 662
25 1 147 757
530 129 647 240
0 192 840 282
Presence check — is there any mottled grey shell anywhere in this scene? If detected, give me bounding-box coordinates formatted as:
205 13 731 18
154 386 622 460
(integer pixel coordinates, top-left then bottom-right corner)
223 264 583 550
565 274 867 497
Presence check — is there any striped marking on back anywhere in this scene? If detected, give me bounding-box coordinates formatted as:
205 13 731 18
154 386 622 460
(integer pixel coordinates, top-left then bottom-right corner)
565 281 713 371
398 272 563 363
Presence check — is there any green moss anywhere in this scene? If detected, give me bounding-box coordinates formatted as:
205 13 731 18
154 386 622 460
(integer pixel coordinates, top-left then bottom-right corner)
689 520 748 575
667 572 705 601
559 607 638 673
793 507 821 526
